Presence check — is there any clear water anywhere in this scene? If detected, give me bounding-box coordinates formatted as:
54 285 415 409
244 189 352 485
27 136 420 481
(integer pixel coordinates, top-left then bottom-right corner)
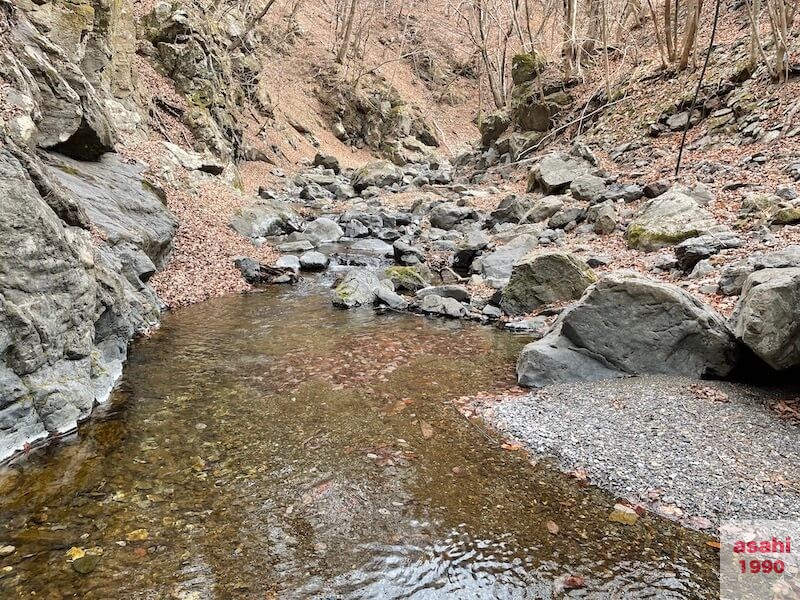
0 280 718 598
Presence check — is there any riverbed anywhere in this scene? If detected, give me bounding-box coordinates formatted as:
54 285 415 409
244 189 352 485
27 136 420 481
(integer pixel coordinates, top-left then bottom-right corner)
0 281 719 598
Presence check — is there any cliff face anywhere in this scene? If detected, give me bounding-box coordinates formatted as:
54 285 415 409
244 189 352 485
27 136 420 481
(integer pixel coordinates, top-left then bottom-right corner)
0 0 175 461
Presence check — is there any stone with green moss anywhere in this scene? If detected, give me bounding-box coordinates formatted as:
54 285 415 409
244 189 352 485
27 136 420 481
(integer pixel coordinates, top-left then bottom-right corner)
384 266 430 292
511 52 546 86
626 191 718 251
771 205 800 225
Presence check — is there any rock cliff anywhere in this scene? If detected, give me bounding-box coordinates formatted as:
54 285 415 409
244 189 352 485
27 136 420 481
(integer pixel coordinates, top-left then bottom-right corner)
0 0 175 461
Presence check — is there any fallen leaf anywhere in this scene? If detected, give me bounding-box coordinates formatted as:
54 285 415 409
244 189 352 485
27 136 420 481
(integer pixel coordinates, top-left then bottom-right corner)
419 420 434 439
65 547 85 562
563 575 585 589
609 503 639 525
546 520 559 535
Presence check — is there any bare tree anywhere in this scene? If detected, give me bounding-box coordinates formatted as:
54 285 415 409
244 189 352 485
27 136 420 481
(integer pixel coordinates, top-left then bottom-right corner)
336 0 360 64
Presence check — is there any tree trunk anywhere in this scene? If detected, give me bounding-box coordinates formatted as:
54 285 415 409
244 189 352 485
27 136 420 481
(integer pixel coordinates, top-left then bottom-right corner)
336 0 359 64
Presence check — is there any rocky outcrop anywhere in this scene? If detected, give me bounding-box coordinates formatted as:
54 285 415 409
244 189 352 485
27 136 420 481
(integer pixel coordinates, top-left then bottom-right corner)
517 272 739 387
500 252 596 316
0 3 117 159
627 191 719 251
0 1 176 461
0 139 176 461
142 1 261 160
316 68 439 161
731 268 800 371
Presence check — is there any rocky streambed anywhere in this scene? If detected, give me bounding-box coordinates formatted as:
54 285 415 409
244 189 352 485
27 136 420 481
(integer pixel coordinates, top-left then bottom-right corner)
0 280 721 598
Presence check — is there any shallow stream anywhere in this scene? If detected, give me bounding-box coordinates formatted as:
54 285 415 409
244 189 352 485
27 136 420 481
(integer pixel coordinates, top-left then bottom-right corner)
0 281 719 598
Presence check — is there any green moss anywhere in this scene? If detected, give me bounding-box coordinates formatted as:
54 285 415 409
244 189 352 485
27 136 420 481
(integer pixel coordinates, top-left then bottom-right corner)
626 224 702 250
384 266 428 292
511 52 546 86
55 164 82 177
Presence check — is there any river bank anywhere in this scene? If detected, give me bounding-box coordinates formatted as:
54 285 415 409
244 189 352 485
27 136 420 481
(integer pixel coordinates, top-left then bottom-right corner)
467 376 800 532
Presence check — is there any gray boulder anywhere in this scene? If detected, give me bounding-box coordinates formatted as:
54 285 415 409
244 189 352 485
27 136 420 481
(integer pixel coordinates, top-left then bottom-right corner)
719 246 800 296
731 268 800 370
275 255 301 273
303 217 344 245
231 198 302 240
374 286 409 310
473 234 539 287
313 152 341 174
416 285 470 303
332 270 392 309
277 240 314 253
570 174 607 203
429 203 480 230
419 294 467 318
591 202 617 234
393 240 426 265
500 252 597 316
351 238 394 257
529 155 591 194
517 271 739 387
522 195 564 223
299 251 329 271
675 232 744 272
490 194 536 225
352 160 404 191
627 191 718 251
479 111 511 148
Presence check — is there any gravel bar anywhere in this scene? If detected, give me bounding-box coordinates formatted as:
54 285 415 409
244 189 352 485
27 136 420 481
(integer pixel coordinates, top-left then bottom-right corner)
485 375 800 528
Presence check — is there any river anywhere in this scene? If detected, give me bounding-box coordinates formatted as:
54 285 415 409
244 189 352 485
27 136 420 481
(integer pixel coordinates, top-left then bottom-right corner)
0 279 718 598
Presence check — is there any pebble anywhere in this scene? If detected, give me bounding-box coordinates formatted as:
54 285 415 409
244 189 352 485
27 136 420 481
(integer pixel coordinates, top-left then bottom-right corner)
125 529 149 542
0 545 14 557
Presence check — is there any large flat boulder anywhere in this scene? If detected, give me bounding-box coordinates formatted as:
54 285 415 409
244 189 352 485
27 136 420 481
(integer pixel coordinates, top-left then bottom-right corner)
731 268 800 371
517 271 739 387
352 160 404 191
627 191 718 251
500 252 596 316
230 198 302 240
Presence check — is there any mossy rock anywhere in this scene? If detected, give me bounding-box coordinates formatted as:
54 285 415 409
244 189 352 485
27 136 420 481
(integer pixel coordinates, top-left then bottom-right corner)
479 111 511 148
511 52 546 86
385 266 429 292
626 191 718 251
771 205 800 225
